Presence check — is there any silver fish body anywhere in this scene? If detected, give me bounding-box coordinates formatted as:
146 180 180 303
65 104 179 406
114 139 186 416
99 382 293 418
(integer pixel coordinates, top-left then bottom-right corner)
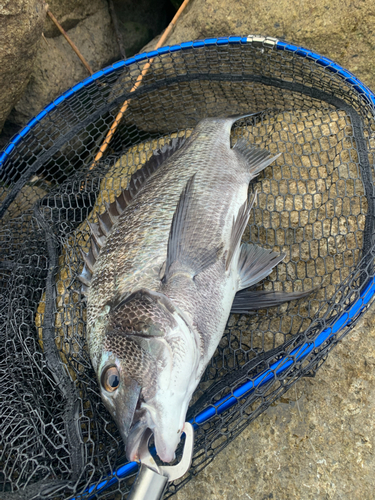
83 116 285 462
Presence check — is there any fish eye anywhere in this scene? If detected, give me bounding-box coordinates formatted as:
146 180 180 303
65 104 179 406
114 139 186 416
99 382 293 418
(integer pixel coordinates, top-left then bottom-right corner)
101 365 120 392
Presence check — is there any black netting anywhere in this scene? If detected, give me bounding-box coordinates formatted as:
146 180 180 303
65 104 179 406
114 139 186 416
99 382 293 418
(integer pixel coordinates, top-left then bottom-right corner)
1 37 375 499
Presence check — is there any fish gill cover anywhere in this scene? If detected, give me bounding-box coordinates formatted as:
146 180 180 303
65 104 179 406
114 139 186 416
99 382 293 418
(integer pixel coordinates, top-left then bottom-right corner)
1 36 375 499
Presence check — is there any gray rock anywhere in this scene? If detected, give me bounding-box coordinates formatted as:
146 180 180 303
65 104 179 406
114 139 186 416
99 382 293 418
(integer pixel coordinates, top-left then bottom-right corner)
118 20 153 58
0 0 46 133
8 7 121 128
140 34 162 54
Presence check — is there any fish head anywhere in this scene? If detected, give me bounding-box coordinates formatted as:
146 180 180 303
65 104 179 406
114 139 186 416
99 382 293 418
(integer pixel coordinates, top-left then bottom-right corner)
97 288 199 463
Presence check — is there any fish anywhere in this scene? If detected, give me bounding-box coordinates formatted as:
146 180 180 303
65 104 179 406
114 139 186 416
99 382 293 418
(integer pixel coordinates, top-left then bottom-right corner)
80 114 310 463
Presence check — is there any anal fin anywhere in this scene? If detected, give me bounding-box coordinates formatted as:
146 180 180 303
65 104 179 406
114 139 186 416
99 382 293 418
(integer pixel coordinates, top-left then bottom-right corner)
237 243 285 290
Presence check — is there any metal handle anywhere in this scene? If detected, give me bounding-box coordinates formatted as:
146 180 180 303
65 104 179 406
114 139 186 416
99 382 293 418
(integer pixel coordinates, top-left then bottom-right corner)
127 464 168 500
128 422 194 500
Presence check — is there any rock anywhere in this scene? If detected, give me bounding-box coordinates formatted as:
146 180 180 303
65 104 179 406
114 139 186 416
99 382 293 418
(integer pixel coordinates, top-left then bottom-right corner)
0 0 46 133
165 0 375 92
140 34 162 54
118 20 153 58
43 0 107 38
8 7 121 128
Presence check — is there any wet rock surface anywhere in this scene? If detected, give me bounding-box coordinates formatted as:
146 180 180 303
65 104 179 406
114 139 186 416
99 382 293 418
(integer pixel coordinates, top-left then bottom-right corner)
42 0 106 37
3 0 176 132
8 5 121 128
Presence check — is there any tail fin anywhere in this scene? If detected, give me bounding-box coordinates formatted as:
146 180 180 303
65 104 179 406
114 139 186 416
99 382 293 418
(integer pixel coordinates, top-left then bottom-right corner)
227 111 262 124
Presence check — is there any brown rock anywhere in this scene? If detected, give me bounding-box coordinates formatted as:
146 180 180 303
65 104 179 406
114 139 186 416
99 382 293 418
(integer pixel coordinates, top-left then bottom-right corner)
0 0 46 133
8 6 121 128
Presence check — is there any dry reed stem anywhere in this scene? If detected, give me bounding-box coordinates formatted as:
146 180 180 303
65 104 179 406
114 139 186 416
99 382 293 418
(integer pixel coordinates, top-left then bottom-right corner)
47 10 94 76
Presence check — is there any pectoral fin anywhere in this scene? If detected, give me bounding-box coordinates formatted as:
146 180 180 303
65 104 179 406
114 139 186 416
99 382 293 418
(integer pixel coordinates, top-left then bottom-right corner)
164 175 222 281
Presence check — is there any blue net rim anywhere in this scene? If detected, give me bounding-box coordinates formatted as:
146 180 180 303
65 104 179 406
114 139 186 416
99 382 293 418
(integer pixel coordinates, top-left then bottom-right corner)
1 36 375 167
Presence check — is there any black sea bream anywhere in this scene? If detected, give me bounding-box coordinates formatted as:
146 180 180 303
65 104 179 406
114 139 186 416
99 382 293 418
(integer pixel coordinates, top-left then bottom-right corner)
80 116 308 463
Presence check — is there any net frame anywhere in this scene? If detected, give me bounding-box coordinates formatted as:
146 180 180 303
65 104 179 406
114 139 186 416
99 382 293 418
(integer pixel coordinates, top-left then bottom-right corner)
1 35 375 499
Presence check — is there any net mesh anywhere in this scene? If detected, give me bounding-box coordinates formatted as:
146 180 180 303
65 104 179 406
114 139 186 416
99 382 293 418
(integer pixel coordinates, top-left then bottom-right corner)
1 37 375 499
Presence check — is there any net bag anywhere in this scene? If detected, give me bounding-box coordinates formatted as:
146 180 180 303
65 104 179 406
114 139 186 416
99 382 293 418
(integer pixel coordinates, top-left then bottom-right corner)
1 35 375 499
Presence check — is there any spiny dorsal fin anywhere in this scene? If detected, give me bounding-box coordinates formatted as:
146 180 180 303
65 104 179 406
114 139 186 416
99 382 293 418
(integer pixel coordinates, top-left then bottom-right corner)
163 174 222 282
99 135 188 238
226 192 256 271
88 221 105 248
237 243 285 290
127 135 187 198
78 136 187 293
233 139 281 178
78 261 92 288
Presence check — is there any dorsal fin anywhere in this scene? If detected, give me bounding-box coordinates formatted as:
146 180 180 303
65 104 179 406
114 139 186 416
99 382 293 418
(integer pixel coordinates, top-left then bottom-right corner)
78 136 187 293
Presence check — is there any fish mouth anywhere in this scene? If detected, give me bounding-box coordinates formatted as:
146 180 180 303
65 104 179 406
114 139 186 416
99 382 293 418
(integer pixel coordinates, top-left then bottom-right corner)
125 407 180 464
125 407 150 462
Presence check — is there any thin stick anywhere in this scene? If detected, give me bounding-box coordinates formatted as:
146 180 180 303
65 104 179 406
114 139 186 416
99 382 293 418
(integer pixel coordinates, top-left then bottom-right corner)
47 10 94 76
42 33 49 47
91 0 191 166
